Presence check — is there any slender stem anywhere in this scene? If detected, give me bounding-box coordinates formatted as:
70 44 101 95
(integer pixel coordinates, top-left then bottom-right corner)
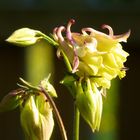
40 86 68 140
38 32 59 47
61 51 72 73
73 103 80 140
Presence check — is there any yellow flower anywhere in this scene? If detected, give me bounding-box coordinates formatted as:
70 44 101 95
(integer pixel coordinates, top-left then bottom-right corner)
53 19 130 88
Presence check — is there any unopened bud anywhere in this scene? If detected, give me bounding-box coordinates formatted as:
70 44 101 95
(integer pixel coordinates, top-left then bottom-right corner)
6 28 42 46
76 78 103 132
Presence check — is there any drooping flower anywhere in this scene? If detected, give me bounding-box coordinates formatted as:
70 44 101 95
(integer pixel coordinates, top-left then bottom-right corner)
53 19 130 89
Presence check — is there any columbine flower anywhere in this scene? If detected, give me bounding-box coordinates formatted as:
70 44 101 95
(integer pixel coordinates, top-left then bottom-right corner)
6 28 43 46
53 19 130 88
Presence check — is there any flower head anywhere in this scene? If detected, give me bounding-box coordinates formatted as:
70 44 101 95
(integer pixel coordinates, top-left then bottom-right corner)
53 19 130 88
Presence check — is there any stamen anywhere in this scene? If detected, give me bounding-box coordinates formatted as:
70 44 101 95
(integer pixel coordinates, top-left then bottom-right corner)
102 24 114 37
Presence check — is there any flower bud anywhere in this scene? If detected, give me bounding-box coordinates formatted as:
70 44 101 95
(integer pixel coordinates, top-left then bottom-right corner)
6 28 43 46
75 78 102 132
41 75 57 97
20 93 54 140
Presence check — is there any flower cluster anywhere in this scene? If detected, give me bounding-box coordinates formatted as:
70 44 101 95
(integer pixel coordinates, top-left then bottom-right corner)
4 19 130 133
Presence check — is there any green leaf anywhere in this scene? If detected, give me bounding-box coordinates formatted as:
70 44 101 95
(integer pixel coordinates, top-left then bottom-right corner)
0 89 24 112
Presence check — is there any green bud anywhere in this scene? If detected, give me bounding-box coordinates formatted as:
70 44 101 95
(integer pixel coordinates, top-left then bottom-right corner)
6 28 43 47
75 78 102 132
20 94 54 140
41 75 57 97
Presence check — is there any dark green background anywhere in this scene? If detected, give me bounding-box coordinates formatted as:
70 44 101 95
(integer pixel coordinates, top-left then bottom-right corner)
0 0 139 140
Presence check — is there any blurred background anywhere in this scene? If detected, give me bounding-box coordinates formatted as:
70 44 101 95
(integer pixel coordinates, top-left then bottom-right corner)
0 0 139 140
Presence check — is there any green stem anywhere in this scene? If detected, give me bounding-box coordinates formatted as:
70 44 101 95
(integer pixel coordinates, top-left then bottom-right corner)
73 103 80 140
38 32 59 47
